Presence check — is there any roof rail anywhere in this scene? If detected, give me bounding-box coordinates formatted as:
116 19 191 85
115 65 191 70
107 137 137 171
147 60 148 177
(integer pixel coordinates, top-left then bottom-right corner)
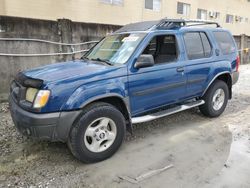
154 19 221 30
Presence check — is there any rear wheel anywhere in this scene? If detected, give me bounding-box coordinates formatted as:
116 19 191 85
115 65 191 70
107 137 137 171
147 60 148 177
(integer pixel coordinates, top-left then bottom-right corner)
68 102 126 163
199 80 229 117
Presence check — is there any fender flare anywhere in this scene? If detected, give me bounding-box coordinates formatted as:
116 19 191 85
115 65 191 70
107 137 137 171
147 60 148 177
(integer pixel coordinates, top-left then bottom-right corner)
79 93 130 110
202 71 232 97
79 93 133 133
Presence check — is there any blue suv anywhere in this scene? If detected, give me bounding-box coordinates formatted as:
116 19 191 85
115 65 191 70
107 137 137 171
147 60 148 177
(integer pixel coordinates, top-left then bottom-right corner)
9 19 239 163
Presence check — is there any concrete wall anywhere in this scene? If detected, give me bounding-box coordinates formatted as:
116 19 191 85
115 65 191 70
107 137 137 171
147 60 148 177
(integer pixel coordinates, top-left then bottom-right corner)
1 0 250 35
0 16 120 101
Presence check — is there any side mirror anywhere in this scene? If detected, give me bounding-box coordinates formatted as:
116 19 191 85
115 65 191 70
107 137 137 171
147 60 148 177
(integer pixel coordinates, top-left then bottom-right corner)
134 54 154 69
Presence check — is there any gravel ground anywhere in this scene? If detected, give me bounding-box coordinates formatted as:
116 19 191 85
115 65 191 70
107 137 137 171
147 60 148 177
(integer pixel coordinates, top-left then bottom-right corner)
0 65 250 188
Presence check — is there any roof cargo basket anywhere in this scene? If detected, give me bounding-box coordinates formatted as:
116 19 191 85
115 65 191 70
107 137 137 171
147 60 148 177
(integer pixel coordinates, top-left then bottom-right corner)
114 18 221 33
154 19 221 30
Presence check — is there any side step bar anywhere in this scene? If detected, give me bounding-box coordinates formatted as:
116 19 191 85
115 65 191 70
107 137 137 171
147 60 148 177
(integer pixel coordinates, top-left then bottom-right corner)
131 100 205 124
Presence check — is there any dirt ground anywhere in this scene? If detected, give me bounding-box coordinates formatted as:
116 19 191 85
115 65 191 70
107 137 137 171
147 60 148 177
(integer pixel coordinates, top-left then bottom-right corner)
0 65 250 188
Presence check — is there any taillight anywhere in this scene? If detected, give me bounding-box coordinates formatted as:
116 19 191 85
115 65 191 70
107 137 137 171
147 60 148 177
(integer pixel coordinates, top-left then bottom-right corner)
236 55 240 72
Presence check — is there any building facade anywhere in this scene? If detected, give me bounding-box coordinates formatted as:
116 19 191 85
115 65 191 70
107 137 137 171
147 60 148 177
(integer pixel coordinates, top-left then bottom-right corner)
1 0 250 35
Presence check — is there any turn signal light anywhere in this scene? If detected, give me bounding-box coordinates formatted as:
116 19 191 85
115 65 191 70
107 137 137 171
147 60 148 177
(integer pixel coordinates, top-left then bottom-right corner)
33 90 50 108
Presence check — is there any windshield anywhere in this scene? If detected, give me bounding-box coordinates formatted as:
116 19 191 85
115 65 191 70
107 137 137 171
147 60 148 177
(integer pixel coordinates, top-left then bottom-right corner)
85 33 146 65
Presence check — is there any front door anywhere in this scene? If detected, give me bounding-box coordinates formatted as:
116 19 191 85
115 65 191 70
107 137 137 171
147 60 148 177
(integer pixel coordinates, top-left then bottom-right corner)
128 34 187 116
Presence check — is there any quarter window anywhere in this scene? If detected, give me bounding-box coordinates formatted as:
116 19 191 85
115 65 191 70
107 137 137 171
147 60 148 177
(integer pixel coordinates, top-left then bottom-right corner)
184 32 212 60
213 31 236 55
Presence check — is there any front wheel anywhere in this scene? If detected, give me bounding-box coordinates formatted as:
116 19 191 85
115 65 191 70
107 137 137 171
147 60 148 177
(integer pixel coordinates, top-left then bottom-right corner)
199 80 229 118
68 102 126 163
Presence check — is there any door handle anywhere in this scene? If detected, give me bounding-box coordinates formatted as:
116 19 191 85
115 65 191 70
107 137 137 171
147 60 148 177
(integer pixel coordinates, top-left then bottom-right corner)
176 67 184 72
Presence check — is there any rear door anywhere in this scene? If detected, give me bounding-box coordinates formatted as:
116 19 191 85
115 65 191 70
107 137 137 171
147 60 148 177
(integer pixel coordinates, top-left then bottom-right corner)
183 31 214 98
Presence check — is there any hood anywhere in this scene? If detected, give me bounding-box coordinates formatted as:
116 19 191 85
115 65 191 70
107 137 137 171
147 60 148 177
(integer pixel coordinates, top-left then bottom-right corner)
23 60 119 83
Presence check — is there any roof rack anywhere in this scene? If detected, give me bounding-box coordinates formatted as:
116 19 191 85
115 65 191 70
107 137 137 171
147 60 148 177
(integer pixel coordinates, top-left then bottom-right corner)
114 19 221 33
154 19 221 30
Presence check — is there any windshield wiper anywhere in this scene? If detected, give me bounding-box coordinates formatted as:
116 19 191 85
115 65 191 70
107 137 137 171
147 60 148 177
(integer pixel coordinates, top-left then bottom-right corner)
90 58 113 66
81 56 89 60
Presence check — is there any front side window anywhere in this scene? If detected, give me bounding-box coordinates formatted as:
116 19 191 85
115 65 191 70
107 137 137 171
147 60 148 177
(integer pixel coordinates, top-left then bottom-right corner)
86 33 146 65
184 32 212 60
142 35 178 64
145 0 161 11
213 31 236 55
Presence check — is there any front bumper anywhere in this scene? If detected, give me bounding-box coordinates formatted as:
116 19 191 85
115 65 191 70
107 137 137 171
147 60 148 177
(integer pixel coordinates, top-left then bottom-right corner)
9 96 81 142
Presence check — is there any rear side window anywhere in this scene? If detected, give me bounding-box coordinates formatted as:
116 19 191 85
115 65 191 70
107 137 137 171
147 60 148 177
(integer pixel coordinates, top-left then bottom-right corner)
213 31 236 55
184 32 212 60
200 33 212 57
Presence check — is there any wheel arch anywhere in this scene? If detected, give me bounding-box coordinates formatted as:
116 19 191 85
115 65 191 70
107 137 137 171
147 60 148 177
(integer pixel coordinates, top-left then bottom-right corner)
202 72 232 99
79 95 132 133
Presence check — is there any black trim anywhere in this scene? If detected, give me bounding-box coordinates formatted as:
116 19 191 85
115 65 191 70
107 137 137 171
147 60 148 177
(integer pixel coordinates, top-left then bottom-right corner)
187 77 206 84
15 72 43 89
132 81 186 96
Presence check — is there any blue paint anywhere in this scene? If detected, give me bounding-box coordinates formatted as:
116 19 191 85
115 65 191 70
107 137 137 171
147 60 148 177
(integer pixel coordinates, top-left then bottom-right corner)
21 26 238 116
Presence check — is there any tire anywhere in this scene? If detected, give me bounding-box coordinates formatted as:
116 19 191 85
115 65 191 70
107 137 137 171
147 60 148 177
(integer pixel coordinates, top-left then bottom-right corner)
68 102 126 163
199 80 229 118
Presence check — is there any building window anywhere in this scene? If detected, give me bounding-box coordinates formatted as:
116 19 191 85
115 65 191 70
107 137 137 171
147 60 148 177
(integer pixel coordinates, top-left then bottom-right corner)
197 9 207 20
145 0 161 11
226 14 234 23
100 0 123 6
208 11 220 20
235 16 244 23
177 2 191 16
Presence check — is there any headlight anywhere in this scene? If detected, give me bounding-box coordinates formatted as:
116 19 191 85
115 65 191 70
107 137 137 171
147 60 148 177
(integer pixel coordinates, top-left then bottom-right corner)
33 90 50 108
26 88 38 102
26 88 50 108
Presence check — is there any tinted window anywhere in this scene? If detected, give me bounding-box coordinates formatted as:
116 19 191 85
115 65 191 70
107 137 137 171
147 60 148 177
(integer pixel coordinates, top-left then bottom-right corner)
214 31 236 55
200 32 212 57
184 32 204 59
184 32 212 60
